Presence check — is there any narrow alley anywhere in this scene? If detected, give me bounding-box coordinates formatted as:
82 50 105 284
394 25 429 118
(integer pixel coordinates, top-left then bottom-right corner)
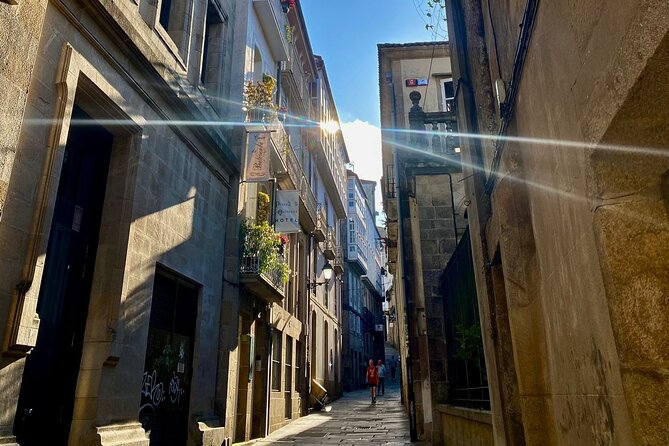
238 346 416 446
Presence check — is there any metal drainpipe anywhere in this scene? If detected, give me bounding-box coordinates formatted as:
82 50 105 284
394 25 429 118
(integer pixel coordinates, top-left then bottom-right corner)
396 153 418 441
276 61 283 107
265 305 274 437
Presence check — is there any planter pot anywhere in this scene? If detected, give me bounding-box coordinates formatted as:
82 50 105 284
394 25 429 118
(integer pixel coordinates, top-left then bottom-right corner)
248 108 271 123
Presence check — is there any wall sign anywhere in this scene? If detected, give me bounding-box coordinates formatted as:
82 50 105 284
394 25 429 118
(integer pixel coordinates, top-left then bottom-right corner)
275 190 300 233
405 78 429 87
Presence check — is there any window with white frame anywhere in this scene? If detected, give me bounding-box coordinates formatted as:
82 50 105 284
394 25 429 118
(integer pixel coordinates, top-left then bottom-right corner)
440 77 455 112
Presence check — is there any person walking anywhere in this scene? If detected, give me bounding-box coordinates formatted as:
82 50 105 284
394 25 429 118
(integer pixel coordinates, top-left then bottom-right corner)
389 355 398 382
365 359 379 404
377 359 387 395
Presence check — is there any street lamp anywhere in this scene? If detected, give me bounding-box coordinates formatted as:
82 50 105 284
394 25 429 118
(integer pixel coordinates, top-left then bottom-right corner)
307 261 333 291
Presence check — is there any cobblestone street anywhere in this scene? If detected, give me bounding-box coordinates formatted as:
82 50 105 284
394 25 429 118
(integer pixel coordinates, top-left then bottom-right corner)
239 345 415 445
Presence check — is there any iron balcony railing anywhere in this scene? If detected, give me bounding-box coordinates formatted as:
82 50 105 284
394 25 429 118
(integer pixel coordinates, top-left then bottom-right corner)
299 175 317 223
333 246 344 274
324 226 336 260
282 42 310 113
240 255 286 293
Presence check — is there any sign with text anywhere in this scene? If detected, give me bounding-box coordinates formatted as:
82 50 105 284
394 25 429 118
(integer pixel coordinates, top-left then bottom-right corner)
405 78 428 87
375 324 384 332
275 190 300 233
246 131 272 182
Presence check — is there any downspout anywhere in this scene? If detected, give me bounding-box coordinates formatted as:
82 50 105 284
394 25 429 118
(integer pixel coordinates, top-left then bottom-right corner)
265 305 274 437
395 151 418 442
275 61 283 107
485 0 540 193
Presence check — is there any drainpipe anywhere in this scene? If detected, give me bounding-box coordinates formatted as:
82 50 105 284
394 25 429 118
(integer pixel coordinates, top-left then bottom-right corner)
265 304 273 437
275 61 283 107
396 153 418 441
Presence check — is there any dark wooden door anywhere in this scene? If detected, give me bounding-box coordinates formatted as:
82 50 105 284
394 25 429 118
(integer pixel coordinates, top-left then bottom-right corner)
15 106 113 445
139 267 198 446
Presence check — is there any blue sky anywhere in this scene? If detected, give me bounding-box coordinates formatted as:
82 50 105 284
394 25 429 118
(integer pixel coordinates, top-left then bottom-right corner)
300 1 442 220
301 1 437 126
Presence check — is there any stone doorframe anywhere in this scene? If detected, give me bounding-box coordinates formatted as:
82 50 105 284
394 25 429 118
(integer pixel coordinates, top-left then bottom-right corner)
4 42 145 445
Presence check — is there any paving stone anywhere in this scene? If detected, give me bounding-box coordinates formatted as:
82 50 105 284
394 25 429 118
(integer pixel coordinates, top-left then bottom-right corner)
236 345 418 445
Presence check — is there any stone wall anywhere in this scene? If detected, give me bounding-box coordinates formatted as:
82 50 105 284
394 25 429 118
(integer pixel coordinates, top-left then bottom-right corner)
438 405 493 446
445 0 669 444
0 0 238 444
0 0 48 220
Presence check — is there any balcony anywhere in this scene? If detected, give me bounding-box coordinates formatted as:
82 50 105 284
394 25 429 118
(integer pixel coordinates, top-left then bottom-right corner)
333 246 344 275
299 176 317 231
252 0 289 61
346 244 368 273
281 42 311 115
240 255 286 305
324 227 336 260
274 125 300 190
407 90 462 169
313 204 327 242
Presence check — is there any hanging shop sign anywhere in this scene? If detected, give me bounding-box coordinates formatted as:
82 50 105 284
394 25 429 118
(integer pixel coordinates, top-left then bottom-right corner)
246 131 272 182
275 190 300 233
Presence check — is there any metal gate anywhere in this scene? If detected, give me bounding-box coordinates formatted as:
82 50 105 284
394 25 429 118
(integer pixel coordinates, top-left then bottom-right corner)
441 228 490 409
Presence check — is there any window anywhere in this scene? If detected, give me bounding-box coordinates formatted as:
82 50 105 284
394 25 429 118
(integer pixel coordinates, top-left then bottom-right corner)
158 0 193 61
271 332 282 391
284 337 293 392
200 1 226 101
295 341 303 393
285 337 293 419
440 77 455 112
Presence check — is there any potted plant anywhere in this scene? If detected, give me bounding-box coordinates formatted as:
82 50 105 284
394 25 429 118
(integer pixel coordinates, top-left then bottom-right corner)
243 74 278 123
277 234 289 255
280 0 295 13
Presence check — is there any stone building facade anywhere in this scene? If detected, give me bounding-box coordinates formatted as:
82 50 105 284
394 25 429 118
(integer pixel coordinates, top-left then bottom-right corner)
379 42 474 445
341 171 385 391
0 0 348 445
442 0 669 445
0 1 241 444
225 14 349 437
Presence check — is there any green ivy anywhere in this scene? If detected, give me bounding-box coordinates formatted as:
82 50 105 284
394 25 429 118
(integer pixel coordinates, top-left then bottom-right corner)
240 219 291 284
257 191 270 223
454 323 483 362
